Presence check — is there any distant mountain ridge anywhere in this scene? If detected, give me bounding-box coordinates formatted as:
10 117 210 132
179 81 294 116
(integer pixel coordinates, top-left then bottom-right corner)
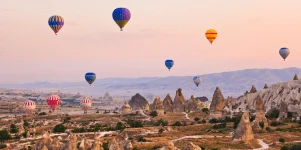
0 67 300 100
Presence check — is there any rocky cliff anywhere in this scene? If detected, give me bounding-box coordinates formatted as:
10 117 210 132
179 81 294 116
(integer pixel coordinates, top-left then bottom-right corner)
163 94 173 113
232 112 254 143
128 93 149 111
209 87 226 112
173 89 186 112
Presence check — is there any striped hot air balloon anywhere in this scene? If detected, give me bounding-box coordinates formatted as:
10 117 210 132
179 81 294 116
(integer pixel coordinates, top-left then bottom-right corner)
205 29 217 44
48 15 64 35
23 100 36 115
46 95 61 111
80 98 92 114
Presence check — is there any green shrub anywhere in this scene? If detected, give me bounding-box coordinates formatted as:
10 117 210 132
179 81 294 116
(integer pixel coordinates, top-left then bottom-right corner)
234 115 242 129
102 142 109 150
202 108 209 113
0 143 7 149
133 147 139 150
213 123 226 129
199 146 205 150
279 138 285 143
152 145 162 150
271 121 285 126
158 128 164 134
115 122 126 130
150 111 158 117
201 119 206 124
0 130 11 141
267 109 280 119
127 120 143 128
38 112 47 116
194 117 200 122
23 120 29 127
10 124 18 133
172 121 182 126
154 119 168 126
137 136 147 142
259 121 264 129
209 118 218 124
53 124 66 133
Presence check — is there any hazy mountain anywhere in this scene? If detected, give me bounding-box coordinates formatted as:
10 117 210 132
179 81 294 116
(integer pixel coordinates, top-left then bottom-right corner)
0 67 300 100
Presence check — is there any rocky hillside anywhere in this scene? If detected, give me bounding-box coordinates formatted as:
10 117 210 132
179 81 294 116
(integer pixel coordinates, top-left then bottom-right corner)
1 67 301 99
234 78 301 113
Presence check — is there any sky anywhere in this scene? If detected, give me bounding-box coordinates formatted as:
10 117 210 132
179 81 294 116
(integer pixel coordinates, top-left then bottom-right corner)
1 0 301 83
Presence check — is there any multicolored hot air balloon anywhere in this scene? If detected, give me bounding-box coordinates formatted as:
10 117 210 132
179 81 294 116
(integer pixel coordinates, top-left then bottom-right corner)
80 98 92 114
85 72 96 86
279 47 290 61
23 100 36 115
205 29 217 44
165 60 174 71
193 76 202 87
112 7 131 31
48 15 64 35
46 95 61 112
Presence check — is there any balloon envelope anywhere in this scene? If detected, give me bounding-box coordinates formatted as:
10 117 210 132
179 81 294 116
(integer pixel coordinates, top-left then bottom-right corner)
81 98 92 111
46 95 61 111
193 76 202 87
48 15 64 35
112 8 131 31
165 60 174 70
279 47 290 61
85 72 96 85
23 100 36 115
205 29 217 44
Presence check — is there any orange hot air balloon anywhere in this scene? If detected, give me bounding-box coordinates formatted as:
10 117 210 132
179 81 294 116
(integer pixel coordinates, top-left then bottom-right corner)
205 29 217 44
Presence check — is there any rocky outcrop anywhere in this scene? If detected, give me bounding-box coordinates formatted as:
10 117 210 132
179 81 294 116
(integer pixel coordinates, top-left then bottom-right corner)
279 101 288 119
66 133 78 150
109 134 133 150
122 102 131 114
183 142 201 150
128 93 149 111
151 96 165 116
294 74 299 80
252 95 268 130
255 95 264 111
145 103 150 112
34 131 52 150
103 92 113 101
250 85 257 93
210 87 226 112
109 138 121 150
91 139 104 150
264 84 268 89
50 137 64 150
232 112 254 143
173 89 186 112
159 141 176 150
185 95 200 112
195 97 209 102
79 137 93 150
163 94 173 113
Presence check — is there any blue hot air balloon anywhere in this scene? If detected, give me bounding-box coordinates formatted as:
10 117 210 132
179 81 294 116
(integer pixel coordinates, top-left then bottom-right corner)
193 76 202 87
112 7 131 31
85 72 96 86
165 60 174 71
48 15 64 35
279 47 290 61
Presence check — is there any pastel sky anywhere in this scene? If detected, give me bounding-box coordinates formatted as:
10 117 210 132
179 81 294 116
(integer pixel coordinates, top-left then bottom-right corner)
1 0 301 83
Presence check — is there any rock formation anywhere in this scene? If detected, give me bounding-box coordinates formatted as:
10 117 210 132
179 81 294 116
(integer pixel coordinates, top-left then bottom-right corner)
50 137 64 150
151 96 165 116
183 142 201 150
232 112 254 143
250 85 257 93
91 139 104 150
279 101 288 119
65 133 78 150
163 94 173 113
79 137 93 150
159 141 176 150
210 87 226 111
294 74 299 80
185 95 200 112
128 93 149 111
252 95 268 130
34 131 52 150
103 92 113 101
173 89 186 112
145 103 150 112
195 96 209 102
41 146 48 150
263 84 268 89
122 102 131 114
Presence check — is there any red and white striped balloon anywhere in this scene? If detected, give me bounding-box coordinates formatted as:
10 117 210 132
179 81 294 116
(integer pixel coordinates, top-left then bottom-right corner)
23 100 36 115
46 95 61 111
80 98 92 111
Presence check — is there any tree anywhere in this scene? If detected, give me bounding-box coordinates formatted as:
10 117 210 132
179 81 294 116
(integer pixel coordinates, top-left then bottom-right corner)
115 122 126 130
150 111 158 118
24 120 29 127
279 138 285 143
194 117 200 122
202 108 209 114
53 124 66 133
259 121 264 129
10 124 18 133
0 130 11 141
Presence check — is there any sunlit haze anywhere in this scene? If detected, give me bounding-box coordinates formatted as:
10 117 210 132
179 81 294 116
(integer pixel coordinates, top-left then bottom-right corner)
1 0 301 83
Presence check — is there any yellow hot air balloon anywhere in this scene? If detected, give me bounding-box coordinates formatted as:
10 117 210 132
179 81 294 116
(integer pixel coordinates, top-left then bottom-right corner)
205 29 217 44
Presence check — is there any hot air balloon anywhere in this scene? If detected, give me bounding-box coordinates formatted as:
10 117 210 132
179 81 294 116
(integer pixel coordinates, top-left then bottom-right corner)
23 100 36 115
85 72 96 86
81 98 92 114
46 95 61 112
48 15 64 35
205 29 217 44
165 60 174 71
193 76 202 87
112 7 131 31
279 47 290 61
